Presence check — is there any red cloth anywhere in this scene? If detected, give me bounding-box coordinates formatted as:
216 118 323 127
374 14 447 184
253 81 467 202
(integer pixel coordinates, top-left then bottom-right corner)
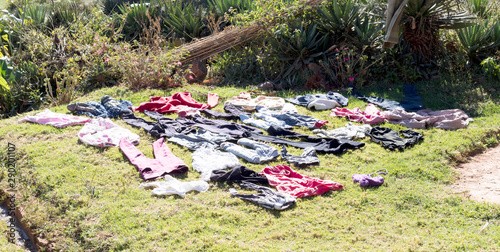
133 92 219 116
259 165 343 198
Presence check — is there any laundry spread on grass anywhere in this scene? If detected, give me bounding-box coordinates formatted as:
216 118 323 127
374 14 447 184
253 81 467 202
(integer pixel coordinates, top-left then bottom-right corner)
19 84 473 204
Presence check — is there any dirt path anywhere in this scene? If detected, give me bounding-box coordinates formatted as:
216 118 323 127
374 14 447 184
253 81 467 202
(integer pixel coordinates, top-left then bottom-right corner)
452 145 500 205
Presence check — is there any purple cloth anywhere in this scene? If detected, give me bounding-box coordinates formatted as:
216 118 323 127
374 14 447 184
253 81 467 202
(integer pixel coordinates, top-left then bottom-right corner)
352 171 386 187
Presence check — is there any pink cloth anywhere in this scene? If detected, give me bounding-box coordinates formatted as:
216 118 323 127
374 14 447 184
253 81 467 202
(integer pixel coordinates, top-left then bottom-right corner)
259 165 343 198
133 92 219 117
78 118 140 147
330 104 386 124
383 108 473 130
17 109 91 128
120 137 188 180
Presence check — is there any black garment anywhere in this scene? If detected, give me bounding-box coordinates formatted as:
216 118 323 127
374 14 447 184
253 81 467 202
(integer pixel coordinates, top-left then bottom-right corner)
400 84 425 112
120 110 195 138
210 166 268 184
249 133 365 154
229 181 296 210
175 114 263 138
281 146 320 167
200 104 250 120
267 125 320 140
368 127 423 150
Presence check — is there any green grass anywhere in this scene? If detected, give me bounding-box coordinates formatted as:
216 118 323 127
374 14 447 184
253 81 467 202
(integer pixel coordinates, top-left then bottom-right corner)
1 75 500 251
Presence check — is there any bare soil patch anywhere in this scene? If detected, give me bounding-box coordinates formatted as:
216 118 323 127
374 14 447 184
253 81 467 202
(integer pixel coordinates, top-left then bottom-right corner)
453 145 500 204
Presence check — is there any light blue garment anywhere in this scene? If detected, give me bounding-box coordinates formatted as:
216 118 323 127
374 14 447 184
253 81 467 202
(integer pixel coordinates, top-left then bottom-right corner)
256 106 325 129
220 138 279 164
239 114 273 130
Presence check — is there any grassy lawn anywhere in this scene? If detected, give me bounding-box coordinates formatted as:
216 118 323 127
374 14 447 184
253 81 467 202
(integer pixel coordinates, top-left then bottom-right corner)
1 76 500 251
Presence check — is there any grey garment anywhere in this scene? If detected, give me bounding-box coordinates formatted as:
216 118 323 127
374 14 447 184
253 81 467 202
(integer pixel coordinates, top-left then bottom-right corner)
220 138 279 164
383 0 409 49
313 123 372 140
229 181 296 210
191 147 241 181
67 102 98 113
168 129 234 150
256 106 325 129
280 146 320 168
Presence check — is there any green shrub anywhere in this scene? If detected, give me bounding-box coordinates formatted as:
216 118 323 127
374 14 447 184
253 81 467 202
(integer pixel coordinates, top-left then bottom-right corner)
481 56 500 80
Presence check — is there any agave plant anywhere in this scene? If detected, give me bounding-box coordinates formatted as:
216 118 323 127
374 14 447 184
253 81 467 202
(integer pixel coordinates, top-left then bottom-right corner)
457 20 500 59
402 0 475 58
118 1 158 41
467 0 499 19
354 14 383 47
208 0 255 19
160 0 206 41
18 4 50 32
270 21 329 85
315 0 362 42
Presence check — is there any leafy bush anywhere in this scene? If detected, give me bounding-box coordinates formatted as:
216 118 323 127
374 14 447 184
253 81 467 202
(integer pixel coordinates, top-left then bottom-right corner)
481 56 500 80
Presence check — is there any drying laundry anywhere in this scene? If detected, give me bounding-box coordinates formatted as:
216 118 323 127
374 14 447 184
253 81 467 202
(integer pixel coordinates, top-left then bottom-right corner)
255 106 328 129
383 108 473 130
259 165 343 198
313 122 372 140
18 109 91 128
139 175 209 197
78 118 139 147
221 138 279 164
280 146 320 167
239 114 291 130
352 169 387 187
200 104 251 120
133 92 219 117
120 137 188 180
225 92 285 111
286 92 348 110
368 127 423 150
351 84 424 112
120 110 195 138
176 114 263 138
250 131 365 154
191 147 241 181
330 103 386 125
210 166 268 184
168 129 234 150
229 181 296 210
67 95 133 118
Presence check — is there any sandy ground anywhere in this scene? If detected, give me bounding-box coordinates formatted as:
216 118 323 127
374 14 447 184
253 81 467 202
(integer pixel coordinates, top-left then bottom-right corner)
452 145 500 205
